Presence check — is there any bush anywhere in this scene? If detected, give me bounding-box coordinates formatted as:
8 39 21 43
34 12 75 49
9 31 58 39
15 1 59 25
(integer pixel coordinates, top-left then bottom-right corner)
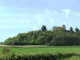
2 47 11 54
0 52 79 60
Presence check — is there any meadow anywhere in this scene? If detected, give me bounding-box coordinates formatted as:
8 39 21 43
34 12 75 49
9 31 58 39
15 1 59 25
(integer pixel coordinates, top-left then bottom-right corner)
0 45 80 60
0 45 80 55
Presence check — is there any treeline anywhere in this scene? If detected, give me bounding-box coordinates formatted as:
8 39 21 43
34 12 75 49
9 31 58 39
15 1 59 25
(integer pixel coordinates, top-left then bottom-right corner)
3 25 80 46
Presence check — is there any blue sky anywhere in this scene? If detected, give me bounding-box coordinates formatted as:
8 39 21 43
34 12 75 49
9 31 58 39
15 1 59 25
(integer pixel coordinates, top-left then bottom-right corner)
0 0 80 42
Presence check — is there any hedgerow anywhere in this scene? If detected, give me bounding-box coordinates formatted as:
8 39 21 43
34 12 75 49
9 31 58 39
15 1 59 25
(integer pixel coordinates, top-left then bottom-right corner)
0 52 80 60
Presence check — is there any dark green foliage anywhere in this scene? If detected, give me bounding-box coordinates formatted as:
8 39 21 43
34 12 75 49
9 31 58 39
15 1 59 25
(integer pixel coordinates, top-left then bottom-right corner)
2 47 11 54
3 30 80 46
0 52 79 60
30 31 34 36
17 33 23 41
3 25 80 46
11 42 15 46
36 36 45 45
70 27 73 31
33 33 37 39
0 42 3 44
75 27 79 32
41 25 47 31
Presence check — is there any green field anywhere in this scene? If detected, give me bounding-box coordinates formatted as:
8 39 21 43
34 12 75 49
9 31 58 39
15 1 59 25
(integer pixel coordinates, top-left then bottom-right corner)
0 46 80 60
0 46 80 55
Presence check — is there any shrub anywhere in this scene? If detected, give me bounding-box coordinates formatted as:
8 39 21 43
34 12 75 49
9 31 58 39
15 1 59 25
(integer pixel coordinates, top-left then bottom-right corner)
0 52 79 60
2 47 11 54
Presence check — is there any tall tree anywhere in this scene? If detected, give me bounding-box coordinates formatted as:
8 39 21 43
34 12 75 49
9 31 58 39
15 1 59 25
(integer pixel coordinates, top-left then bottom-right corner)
36 36 45 44
41 25 47 31
17 33 23 41
70 27 73 31
33 33 37 39
75 27 79 32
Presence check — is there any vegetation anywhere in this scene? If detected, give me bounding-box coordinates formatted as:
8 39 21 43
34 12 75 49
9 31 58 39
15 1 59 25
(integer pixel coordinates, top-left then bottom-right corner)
75 27 79 32
0 46 80 55
3 25 80 46
0 51 80 60
69 27 73 31
41 25 47 31
58 56 80 60
2 47 11 54
0 46 80 60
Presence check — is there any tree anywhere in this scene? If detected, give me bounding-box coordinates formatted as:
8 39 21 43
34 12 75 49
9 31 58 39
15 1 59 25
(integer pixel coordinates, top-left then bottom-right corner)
33 33 37 39
36 36 45 44
41 25 47 31
17 33 23 41
70 27 73 31
0 42 3 44
75 27 79 32
29 31 33 37
11 42 15 46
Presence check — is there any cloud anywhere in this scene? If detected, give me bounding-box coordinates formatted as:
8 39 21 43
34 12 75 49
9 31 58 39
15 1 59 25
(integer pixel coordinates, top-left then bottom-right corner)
61 9 70 18
0 8 80 31
0 13 28 17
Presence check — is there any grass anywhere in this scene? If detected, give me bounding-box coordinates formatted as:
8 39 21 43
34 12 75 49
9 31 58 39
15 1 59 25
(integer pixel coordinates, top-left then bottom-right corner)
0 46 80 55
0 46 80 60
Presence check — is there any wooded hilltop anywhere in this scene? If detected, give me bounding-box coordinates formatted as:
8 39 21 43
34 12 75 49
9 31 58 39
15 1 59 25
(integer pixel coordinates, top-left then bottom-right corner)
3 25 80 46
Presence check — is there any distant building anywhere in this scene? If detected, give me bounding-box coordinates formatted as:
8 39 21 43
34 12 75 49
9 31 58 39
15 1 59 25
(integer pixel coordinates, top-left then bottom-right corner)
52 25 66 31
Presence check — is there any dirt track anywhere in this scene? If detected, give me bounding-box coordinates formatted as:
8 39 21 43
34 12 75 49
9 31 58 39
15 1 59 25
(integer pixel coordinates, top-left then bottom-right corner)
0 45 45 47
0 45 10 46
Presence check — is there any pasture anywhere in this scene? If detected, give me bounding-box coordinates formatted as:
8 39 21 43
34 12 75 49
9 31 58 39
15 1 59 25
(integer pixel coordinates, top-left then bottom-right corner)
0 45 80 60
0 45 80 55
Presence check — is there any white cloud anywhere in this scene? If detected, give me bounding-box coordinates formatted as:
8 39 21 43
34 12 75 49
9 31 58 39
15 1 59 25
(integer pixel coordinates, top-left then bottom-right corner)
1 9 80 31
61 9 70 18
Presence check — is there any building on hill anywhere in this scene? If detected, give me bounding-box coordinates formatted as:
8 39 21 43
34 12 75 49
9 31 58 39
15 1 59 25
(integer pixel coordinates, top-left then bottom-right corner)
52 25 66 31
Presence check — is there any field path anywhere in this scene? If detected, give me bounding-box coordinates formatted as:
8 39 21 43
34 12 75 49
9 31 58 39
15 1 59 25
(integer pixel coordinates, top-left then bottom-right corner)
0 45 45 47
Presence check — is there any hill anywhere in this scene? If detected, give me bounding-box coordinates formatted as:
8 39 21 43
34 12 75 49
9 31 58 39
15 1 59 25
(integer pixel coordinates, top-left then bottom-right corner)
3 25 80 46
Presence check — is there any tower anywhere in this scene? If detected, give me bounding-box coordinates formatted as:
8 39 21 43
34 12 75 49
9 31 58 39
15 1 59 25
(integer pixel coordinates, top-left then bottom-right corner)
62 25 66 30
52 26 55 31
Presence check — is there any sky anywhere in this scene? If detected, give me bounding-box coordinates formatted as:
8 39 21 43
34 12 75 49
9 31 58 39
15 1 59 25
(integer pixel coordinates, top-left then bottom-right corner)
0 0 80 42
